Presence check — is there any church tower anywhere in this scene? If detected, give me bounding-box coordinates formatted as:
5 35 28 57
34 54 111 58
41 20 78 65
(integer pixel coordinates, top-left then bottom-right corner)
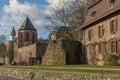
10 26 16 41
17 17 37 47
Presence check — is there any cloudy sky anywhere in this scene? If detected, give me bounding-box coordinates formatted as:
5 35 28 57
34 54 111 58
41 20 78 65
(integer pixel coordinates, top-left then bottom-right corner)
0 0 72 40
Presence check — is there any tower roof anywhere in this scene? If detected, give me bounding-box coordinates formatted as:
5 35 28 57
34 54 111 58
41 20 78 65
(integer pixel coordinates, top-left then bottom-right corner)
11 26 16 36
19 17 36 31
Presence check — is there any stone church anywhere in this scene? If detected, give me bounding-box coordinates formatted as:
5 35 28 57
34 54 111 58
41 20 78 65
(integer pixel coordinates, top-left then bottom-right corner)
81 0 120 65
7 17 48 65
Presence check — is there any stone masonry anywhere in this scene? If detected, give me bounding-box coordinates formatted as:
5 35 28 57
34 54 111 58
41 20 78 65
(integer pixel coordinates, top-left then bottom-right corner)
42 39 82 65
0 68 120 80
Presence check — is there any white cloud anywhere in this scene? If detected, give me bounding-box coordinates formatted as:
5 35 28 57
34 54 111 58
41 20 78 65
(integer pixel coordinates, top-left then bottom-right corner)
3 0 44 25
0 0 50 39
44 0 75 16
46 0 74 8
0 0 75 40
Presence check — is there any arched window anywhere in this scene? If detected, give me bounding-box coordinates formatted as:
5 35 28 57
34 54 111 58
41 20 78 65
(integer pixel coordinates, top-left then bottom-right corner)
26 32 29 41
32 33 35 43
20 33 23 42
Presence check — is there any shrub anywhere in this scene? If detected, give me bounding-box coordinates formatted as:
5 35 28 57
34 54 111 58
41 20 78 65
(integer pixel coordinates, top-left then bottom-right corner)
105 54 119 66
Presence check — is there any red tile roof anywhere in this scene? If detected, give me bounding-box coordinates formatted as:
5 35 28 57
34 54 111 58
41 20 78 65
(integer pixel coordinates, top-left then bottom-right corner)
81 0 120 29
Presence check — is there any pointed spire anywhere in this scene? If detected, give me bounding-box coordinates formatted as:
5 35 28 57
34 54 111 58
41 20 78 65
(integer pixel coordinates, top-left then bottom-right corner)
10 26 16 41
11 26 16 36
19 17 36 31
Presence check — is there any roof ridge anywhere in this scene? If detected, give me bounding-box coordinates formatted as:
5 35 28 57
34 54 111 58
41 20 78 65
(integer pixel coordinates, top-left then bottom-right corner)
19 17 36 31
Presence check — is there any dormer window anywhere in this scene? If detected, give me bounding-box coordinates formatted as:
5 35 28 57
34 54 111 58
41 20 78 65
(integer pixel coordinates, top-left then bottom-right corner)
108 0 115 8
110 0 115 4
90 11 96 17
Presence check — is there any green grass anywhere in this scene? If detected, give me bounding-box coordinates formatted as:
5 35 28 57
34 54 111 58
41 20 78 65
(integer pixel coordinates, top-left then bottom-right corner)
64 64 120 68
23 64 120 68
1 65 120 75
2 64 120 70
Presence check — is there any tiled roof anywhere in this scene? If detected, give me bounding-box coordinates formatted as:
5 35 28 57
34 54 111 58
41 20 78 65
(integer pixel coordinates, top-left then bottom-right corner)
81 0 120 29
19 17 36 31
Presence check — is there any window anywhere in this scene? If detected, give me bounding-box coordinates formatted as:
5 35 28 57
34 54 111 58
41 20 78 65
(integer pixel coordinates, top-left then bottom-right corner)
26 32 29 41
88 29 93 41
98 25 104 38
108 0 115 7
105 42 109 54
20 33 23 42
98 44 102 53
90 11 96 17
111 41 117 53
110 19 117 34
32 33 35 43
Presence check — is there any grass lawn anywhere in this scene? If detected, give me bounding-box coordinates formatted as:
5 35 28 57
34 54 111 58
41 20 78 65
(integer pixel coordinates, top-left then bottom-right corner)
1 64 120 75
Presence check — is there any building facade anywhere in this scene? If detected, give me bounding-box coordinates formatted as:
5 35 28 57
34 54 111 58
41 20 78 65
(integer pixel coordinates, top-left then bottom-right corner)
81 0 120 65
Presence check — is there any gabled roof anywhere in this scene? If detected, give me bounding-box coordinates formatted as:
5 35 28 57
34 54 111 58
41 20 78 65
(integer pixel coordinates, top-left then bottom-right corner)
81 0 120 29
19 17 36 31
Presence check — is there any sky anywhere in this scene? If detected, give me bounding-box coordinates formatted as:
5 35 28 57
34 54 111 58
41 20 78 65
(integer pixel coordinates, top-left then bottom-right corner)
0 0 72 40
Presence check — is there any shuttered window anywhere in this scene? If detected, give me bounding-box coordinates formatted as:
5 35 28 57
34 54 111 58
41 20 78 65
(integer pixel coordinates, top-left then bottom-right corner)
111 41 117 53
98 25 104 38
98 44 102 53
88 29 93 41
110 19 117 34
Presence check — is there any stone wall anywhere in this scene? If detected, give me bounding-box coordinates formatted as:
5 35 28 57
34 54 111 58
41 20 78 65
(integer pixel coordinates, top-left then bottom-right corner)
0 68 120 80
6 41 14 64
42 40 66 65
14 43 36 63
42 40 82 65
14 42 47 64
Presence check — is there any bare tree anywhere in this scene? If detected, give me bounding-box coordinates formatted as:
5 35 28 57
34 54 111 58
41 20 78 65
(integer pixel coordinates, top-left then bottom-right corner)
0 35 7 64
0 43 7 64
86 0 99 7
45 0 99 41
45 1 82 40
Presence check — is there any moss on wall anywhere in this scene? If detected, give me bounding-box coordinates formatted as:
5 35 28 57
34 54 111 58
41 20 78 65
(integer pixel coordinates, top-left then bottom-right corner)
42 39 81 65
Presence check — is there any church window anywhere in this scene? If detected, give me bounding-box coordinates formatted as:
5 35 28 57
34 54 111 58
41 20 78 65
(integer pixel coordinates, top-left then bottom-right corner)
26 32 29 41
20 33 23 42
32 33 35 43
110 19 117 34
